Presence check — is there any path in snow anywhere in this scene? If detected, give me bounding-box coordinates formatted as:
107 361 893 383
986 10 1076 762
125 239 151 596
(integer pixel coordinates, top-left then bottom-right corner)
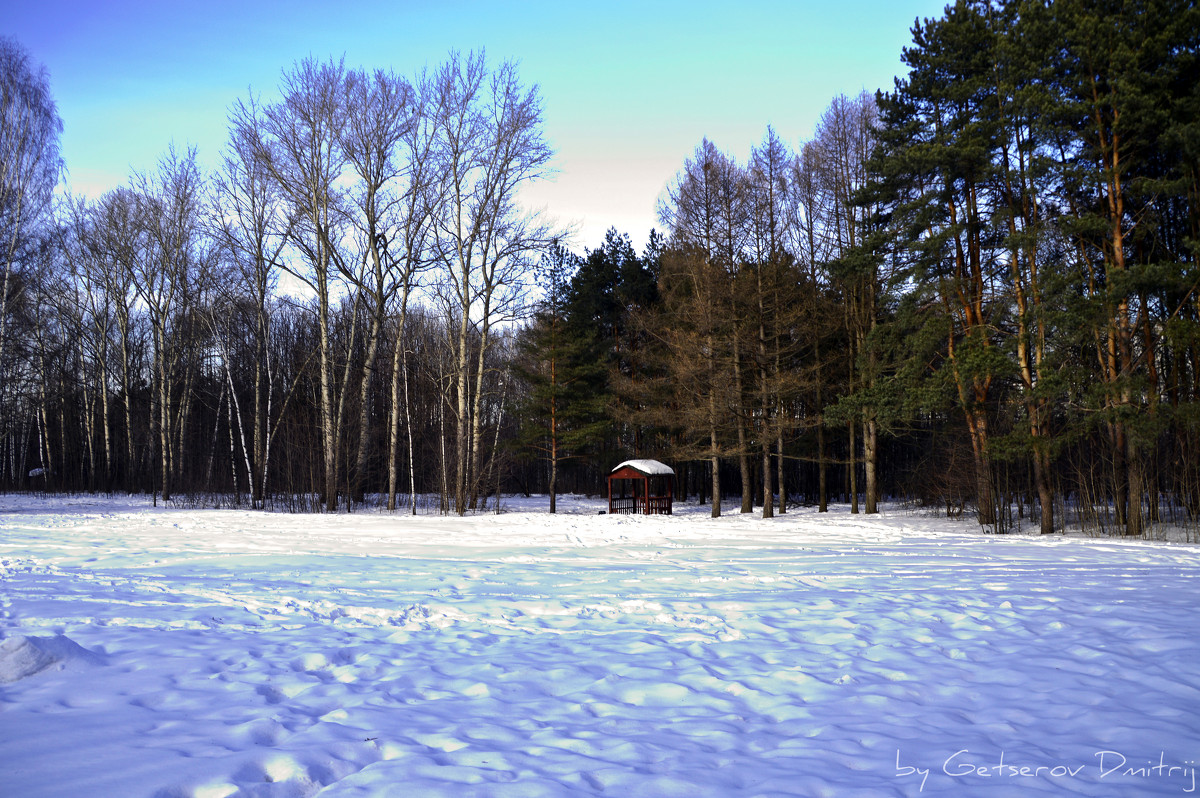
1 495 1198 796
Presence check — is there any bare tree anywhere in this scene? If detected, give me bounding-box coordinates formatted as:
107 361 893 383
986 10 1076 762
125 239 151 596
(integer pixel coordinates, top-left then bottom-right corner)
659 139 755 514
88 188 143 492
429 51 554 515
338 66 429 506
57 196 118 487
637 244 738 518
789 140 837 512
249 57 351 512
811 92 881 513
711 150 756 514
381 70 441 512
748 126 804 518
0 37 61 426
213 94 293 507
131 146 212 503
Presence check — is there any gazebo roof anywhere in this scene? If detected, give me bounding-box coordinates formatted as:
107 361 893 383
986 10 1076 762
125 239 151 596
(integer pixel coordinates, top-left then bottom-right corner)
611 459 674 477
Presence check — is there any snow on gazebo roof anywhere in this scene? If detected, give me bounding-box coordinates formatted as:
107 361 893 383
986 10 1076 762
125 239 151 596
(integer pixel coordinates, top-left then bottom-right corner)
611 459 674 476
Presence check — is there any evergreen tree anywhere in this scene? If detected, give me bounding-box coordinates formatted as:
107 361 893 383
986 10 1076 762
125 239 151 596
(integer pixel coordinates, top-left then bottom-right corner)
1050 0 1198 534
871 0 1010 525
513 242 608 512
566 228 660 459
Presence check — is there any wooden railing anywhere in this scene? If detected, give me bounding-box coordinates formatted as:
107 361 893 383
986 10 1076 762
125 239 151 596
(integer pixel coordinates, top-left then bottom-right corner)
646 496 672 515
610 496 638 514
610 495 672 515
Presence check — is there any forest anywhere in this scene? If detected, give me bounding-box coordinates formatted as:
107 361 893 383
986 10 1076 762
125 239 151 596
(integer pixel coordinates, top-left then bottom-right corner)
1 0 1197 534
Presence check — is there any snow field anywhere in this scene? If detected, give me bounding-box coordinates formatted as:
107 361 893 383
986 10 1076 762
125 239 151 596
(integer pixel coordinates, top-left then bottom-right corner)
1 495 1199 796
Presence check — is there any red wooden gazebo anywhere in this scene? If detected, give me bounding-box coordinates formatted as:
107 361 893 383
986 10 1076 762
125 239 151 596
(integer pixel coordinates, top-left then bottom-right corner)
608 459 674 515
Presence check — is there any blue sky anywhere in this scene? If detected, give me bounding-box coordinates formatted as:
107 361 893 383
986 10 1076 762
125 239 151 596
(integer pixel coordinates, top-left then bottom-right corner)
7 0 949 252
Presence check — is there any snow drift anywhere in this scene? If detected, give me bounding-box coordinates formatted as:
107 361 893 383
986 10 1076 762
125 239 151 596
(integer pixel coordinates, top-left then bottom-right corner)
0 634 104 684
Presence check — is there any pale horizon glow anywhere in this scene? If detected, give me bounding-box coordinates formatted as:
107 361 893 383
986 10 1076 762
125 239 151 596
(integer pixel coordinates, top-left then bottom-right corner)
7 0 949 254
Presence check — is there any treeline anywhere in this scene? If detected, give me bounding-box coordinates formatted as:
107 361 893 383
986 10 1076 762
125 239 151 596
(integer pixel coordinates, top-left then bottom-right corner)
862 0 1199 535
514 0 1200 534
2 47 553 513
3 0 1198 533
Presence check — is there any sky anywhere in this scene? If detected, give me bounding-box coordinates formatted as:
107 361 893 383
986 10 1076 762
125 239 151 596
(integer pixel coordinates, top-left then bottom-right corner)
5 0 950 253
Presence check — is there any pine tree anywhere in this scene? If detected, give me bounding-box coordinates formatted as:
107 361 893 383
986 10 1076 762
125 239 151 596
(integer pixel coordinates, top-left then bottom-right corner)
566 228 660 459
1050 0 1198 534
513 242 608 513
872 0 1009 526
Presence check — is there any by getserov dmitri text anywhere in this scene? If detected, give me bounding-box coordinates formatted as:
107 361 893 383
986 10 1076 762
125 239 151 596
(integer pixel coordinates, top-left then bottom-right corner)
896 749 1196 793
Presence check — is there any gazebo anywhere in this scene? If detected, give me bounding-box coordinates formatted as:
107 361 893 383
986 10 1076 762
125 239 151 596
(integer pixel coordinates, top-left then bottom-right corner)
608 459 674 515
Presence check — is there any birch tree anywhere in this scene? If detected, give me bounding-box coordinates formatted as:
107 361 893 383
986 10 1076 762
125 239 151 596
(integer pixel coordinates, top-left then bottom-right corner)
249 58 350 512
430 51 554 515
383 70 440 513
88 188 142 492
0 37 61 442
214 94 292 508
58 196 118 487
131 147 212 503
336 67 407 503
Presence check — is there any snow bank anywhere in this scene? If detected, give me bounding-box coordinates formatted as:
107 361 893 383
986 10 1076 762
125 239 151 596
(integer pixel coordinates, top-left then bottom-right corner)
0 634 104 683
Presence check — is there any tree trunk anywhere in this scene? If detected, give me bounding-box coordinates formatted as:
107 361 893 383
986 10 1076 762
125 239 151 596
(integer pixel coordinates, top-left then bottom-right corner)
709 449 721 518
386 308 407 512
227 380 240 504
454 303 471 516
352 315 382 504
319 297 338 512
80 342 96 491
761 437 773 519
549 430 558 515
252 309 266 508
817 418 828 512
482 367 508 514
732 345 753 513
117 311 135 493
205 381 225 491
966 407 996 526
220 345 253 506
1125 434 1144 537
864 414 878 514
468 321 492 511
1033 448 1054 535
404 334 417 515
707 332 721 518
98 343 112 487
156 329 171 503
439 357 452 514
776 428 786 514
549 363 558 514
848 419 858 513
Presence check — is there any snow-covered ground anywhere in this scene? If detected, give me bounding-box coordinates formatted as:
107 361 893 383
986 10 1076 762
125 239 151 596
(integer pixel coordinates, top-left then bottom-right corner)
2 494 1199 797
